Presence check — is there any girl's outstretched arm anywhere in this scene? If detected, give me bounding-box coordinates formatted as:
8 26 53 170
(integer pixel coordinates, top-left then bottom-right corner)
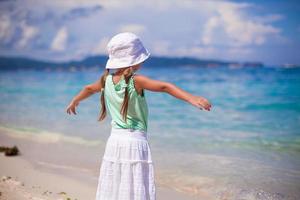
134 74 212 111
66 79 103 115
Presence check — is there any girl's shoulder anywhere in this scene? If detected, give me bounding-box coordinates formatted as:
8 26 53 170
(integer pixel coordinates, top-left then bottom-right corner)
133 74 167 92
131 73 145 96
132 73 154 86
131 73 151 88
131 73 149 82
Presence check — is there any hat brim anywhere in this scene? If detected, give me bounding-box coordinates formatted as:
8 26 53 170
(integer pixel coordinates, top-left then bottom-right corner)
105 50 150 69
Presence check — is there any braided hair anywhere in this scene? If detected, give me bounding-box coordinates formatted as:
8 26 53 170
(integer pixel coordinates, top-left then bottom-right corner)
98 67 134 123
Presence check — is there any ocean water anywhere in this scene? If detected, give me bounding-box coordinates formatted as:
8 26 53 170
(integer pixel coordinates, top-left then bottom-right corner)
1 65 300 199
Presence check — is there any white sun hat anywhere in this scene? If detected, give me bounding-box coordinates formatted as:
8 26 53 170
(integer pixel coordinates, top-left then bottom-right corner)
105 32 151 69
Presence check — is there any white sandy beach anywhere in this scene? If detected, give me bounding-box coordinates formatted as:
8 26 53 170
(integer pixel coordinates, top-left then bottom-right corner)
0 129 209 200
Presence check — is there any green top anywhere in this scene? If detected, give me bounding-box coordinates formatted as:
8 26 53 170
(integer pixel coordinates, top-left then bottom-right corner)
104 73 149 132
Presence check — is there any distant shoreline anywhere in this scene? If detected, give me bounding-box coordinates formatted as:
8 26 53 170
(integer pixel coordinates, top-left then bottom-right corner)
0 54 265 70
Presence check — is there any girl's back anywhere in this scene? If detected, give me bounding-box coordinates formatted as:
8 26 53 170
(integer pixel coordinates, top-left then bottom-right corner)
104 72 149 132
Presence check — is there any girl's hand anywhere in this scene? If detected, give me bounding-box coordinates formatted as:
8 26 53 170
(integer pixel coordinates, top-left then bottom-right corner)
189 95 212 111
66 100 80 115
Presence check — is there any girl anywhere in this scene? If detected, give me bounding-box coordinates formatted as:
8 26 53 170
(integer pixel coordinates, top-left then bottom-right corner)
66 32 212 200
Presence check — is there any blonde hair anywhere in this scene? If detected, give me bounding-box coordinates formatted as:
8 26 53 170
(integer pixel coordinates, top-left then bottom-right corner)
98 66 135 123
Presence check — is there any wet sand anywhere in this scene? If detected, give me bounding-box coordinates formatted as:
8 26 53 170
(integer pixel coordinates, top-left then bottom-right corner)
0 130 207 200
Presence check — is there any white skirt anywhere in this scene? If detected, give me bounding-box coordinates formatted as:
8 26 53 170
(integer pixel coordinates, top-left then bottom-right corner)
95 127 156 200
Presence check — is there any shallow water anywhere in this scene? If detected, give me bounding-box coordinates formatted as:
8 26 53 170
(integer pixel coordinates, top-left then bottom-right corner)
1 65 299 199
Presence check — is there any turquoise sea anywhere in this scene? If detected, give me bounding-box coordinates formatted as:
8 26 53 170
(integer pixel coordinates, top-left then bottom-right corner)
1 65 300 199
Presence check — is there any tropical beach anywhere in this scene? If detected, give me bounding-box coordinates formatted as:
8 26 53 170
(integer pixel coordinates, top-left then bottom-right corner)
1 0 300 200
1 65 300 200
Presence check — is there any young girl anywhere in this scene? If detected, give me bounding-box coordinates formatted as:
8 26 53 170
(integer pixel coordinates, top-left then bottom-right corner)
66 32 211 200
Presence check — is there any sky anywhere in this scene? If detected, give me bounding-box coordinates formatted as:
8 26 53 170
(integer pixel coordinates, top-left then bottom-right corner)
0 0 299 66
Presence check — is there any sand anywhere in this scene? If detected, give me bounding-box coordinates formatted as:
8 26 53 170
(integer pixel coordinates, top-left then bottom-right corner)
0 130 204 200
